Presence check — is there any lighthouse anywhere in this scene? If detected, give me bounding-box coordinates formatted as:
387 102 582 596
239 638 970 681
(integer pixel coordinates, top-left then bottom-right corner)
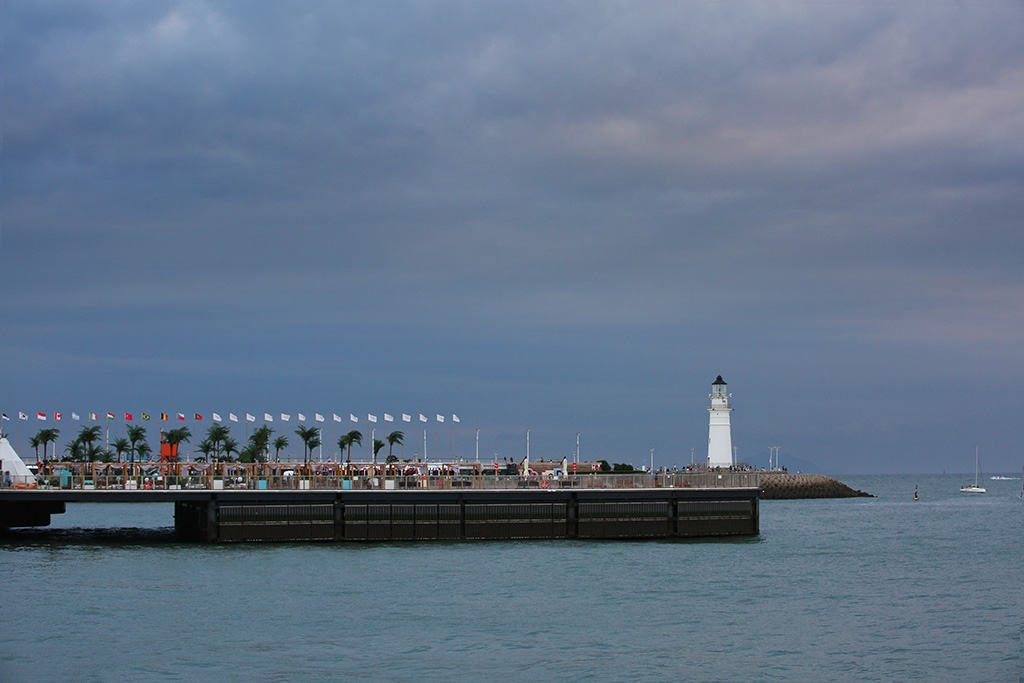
707 375 734 467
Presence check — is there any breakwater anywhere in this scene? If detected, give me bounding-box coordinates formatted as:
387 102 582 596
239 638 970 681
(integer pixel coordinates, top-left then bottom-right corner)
759 472 872 499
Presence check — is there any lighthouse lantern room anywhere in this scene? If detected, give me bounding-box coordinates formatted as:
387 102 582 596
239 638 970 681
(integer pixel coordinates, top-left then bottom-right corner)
707 375 734 468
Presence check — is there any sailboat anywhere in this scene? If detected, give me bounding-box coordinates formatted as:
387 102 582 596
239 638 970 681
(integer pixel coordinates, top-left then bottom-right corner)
959 446 986 493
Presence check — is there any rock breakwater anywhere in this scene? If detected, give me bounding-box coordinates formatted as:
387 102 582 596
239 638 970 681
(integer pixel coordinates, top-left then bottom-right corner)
759 473 872 499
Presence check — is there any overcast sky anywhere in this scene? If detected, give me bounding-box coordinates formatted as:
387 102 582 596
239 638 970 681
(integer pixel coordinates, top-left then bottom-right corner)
3 1 1022 474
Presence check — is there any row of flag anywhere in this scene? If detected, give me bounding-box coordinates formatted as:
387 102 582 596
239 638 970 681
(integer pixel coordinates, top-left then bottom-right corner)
2 412 461 424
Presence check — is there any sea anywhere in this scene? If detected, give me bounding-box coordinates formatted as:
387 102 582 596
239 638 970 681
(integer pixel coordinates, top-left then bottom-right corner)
1 473 1021 682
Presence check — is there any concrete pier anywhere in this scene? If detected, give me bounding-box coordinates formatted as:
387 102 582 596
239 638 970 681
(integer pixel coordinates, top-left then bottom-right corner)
2 487 759 542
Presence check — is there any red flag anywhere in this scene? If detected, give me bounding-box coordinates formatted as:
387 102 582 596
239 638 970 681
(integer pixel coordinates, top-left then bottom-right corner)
125 413 133 421
194 413 203 421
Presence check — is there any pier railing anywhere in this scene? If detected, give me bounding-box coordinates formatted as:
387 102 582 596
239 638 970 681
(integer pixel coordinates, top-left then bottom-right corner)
16 463 760 492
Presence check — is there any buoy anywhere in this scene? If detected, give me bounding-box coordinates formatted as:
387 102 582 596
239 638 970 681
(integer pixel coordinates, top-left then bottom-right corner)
541 480 549 489
914 485 918 501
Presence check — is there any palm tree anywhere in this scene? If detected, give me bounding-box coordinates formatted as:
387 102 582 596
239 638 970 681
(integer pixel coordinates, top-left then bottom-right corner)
295 425 320 464
221 436 239 463
373 439 385 462
344 430 362 462
206 423 230 460
196 438 215 462
64 440 86 462
273 435 289 462
111 437 131 462
125 425 147 463
29 433 43 465
78 426 103 454
162 427 191 461
136 441 152 462
238 443 260 464
387 430 404 459
250 425 273 461
40 428 60 463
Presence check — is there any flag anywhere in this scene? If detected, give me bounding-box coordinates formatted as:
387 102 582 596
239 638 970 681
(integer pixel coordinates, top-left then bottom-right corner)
333 414 342 422
264 413 273 421
177 413 185 420
142 413 151 421
315 414 324 423
402 414 411 422
246 413 256 422
19 412 28 420
90 412 98 421
212 412 222 422
384 413 394 422
436 414 444 423
419 414 427 422
72 412 80 421
230 413 238 422
350 414 358 423
125 413 132 421
368 414 377 423
37 412 46 420
1 413 8 421
298 413 306 422
281 413 290 422
452 414 460 423
160 413 168 421
55 412 62 420
108 412 116 420
195 413 203 421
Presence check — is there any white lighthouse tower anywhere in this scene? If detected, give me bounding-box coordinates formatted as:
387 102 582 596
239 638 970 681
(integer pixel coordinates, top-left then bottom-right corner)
707 375 734 468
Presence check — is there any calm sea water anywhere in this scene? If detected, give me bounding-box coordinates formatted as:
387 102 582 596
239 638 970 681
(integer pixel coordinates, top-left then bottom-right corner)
2 474 1021 682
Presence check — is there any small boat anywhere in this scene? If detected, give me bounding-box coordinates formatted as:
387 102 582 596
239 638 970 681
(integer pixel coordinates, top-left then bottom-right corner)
989 476 1017 480
960 446 986 493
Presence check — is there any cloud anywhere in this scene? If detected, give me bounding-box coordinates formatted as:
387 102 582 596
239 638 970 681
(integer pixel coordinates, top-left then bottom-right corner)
3 1 1024 472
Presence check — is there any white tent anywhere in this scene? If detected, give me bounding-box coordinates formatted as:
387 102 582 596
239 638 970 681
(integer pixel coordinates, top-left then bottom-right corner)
0 437 36 485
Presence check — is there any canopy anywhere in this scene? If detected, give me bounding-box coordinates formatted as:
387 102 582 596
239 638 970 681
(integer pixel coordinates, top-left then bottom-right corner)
0 437 36 484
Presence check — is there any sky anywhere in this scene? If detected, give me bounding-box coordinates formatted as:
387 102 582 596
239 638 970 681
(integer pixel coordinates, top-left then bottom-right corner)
2 1 1023 474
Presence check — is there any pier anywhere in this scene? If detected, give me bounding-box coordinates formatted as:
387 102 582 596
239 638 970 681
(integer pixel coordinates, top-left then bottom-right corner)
1 463 760 542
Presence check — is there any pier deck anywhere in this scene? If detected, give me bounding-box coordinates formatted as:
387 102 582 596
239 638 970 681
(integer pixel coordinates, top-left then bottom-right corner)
1 469 760 542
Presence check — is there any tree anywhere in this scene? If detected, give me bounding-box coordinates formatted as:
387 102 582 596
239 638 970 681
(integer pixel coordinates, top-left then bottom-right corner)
273 435 289 462
78 426 103 455
40 428 60 463
136 441 152 462
344 430 362 462
205 423 230 460
295 425 319 464
238 444 260 464
126 425 147 463
64 440 86 462
250 425 273 461
162 428 192 461
29 433 43 465
111 437 131 462
221 436 238 463
196 438 214 462
373 439 385 461
386 431 404 459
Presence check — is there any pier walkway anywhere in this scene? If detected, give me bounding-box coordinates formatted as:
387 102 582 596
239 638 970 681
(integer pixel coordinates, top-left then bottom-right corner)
1 462 760 542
